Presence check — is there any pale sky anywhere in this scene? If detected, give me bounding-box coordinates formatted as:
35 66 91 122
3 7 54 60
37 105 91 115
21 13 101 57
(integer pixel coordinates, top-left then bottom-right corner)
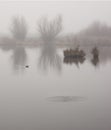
0 1 111 35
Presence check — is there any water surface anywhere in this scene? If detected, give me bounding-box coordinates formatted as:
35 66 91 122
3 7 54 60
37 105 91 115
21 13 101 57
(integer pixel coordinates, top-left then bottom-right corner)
0 46 111 130
0 1 111 130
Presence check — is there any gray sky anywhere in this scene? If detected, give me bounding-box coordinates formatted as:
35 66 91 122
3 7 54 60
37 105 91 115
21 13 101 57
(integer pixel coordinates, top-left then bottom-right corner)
0 1 111 35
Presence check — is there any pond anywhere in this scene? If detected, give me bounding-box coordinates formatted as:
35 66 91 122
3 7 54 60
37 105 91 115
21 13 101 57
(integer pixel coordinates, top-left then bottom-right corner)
0 1 111 129
0 45 111 130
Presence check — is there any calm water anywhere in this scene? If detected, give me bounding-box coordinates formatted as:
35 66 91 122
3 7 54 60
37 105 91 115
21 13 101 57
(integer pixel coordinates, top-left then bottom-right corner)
0 45 111 130
0 1 111 130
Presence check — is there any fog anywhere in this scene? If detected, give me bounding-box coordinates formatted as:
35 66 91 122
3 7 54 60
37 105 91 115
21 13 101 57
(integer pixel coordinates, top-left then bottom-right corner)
0 2 111 130
0 1 111 35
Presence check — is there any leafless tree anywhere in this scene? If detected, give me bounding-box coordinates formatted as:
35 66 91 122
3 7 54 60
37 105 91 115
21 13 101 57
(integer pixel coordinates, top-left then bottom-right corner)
79 21 111 37
37 15 62 41
10 16 28 41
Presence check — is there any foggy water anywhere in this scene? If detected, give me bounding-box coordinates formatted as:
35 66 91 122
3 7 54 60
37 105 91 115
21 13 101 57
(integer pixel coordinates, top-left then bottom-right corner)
0 46 111 130
0 1 111 130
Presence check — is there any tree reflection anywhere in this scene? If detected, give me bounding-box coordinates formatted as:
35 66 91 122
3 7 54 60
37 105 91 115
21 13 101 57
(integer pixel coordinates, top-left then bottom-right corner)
63 47 86 67
37 16 62 73
0 17 111 71
11 46 27 72
64 56 85 67
91 56 99 67
38 42 62 73
91 47 99 67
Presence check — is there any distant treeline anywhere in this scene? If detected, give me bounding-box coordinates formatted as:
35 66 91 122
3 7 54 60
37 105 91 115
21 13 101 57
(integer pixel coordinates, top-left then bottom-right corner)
0 16 111 46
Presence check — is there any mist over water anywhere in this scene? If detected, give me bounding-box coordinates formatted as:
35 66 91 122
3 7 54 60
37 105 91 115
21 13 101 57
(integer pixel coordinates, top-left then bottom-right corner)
0 1 111 130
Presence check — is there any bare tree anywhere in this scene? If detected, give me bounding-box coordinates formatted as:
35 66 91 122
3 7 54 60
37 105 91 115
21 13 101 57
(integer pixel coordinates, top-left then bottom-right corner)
80 21 111 37
10 16 28 41
37 15 62 41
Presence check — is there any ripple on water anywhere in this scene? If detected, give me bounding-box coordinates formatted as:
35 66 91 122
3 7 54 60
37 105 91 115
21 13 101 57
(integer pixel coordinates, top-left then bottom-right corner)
47 96 86 103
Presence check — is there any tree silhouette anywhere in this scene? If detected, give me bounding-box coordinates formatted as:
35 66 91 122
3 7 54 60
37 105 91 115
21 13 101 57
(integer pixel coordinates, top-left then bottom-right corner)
10 16 28 41
37 15 62 41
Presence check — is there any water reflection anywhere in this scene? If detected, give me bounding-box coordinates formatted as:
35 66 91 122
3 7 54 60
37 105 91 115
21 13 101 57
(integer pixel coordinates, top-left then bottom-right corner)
37 16 62 73
64 56 85 67
0 44 111 72
11 46 27 72
38 42 62 73
91 56 99 67
0 44 111 71
63 46 111 67
1 16 28 72
0 16 111 71
47 96 85 102
63 48 86 67
91 47 99 67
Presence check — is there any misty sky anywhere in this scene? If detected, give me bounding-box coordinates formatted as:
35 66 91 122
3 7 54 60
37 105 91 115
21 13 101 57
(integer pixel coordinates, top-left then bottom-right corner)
0 1 111 35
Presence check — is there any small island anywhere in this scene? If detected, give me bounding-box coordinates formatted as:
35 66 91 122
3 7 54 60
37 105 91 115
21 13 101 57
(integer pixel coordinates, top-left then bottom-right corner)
63 47 86 58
